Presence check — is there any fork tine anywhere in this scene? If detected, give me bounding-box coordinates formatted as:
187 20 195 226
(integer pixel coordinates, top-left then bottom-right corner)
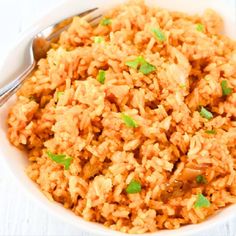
88 14 103 25
77 7 98 18
82 8 102 26
82 9 100 21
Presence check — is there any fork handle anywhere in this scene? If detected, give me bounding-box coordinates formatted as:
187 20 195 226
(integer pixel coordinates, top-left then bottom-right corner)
0 62 36 107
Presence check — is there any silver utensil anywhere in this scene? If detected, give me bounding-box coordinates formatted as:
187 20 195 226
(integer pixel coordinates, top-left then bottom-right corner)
0 8 101 107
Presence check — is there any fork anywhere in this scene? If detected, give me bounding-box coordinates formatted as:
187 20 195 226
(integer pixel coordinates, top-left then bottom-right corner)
0 8 101 107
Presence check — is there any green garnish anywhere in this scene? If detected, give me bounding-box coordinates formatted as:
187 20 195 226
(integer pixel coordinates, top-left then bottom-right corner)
194 194 211 208
196 23 204 32
97 70 106 84
121 113 138 128
125 56 156 75
196 175 207 184
179 84 186 89
126 180 142 194
100 18 112 26
200 107 213 120
46 151 72 170
221 80 233 96
205 130 216 134
94 36 104 43
125 57 142 69
139 62 156 75
151 28 166 42
56 91 64 101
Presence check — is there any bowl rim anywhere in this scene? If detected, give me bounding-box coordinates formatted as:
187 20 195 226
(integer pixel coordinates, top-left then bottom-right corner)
0 0 236 235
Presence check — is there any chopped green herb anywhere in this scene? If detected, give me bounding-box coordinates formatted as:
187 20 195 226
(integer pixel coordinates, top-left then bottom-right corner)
126 180 142 194
46 151 72 170
121 113 138 128
205 129 216 134
200 107 213 120
196 23 204 32
125 56 146 69
94 36 104 43
100 18 112 26
125 56 156 75
196 175 207 184
97 70 106 84
179 84 186 89
194 194 211 208
56 91 64 101
221 80 233 96
151 28 166 42
139 62 156 75
125 58 141 69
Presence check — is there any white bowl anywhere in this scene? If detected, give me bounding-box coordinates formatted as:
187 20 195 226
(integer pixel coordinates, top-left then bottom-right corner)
0 0 235 235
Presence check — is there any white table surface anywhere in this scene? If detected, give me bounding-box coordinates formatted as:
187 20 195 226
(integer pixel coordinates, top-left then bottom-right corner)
0 0 236 235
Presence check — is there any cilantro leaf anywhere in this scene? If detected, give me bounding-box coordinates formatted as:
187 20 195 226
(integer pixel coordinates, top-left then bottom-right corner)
205 130 216 134
125 56 145 69
100 18 112 26
200 107 213 120
126 180 142 194
221 80 233 96
139 62 156 75
196 23 205 32
196 175 207 184
121 113 138 128
97 70 106 84
151 28 166 42
46 151 72 170
125 56 156 75
125 59 140 69
194 194 211 208
56 91 64 101
94 36 104 43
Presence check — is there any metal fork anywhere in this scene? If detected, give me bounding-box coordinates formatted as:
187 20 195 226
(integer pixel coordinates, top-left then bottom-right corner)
0 8 101 107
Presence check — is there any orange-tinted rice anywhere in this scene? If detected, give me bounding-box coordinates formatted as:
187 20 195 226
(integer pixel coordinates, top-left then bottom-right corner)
7 0 236 233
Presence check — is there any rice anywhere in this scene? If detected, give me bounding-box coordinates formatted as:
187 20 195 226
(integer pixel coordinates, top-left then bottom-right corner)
7 0 236 233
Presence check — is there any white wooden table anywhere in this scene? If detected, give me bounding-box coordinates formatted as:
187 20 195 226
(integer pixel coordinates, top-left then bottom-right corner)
0 0 236 235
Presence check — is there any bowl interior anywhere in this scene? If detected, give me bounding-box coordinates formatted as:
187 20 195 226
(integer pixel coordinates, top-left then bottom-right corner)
0 0 235 235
